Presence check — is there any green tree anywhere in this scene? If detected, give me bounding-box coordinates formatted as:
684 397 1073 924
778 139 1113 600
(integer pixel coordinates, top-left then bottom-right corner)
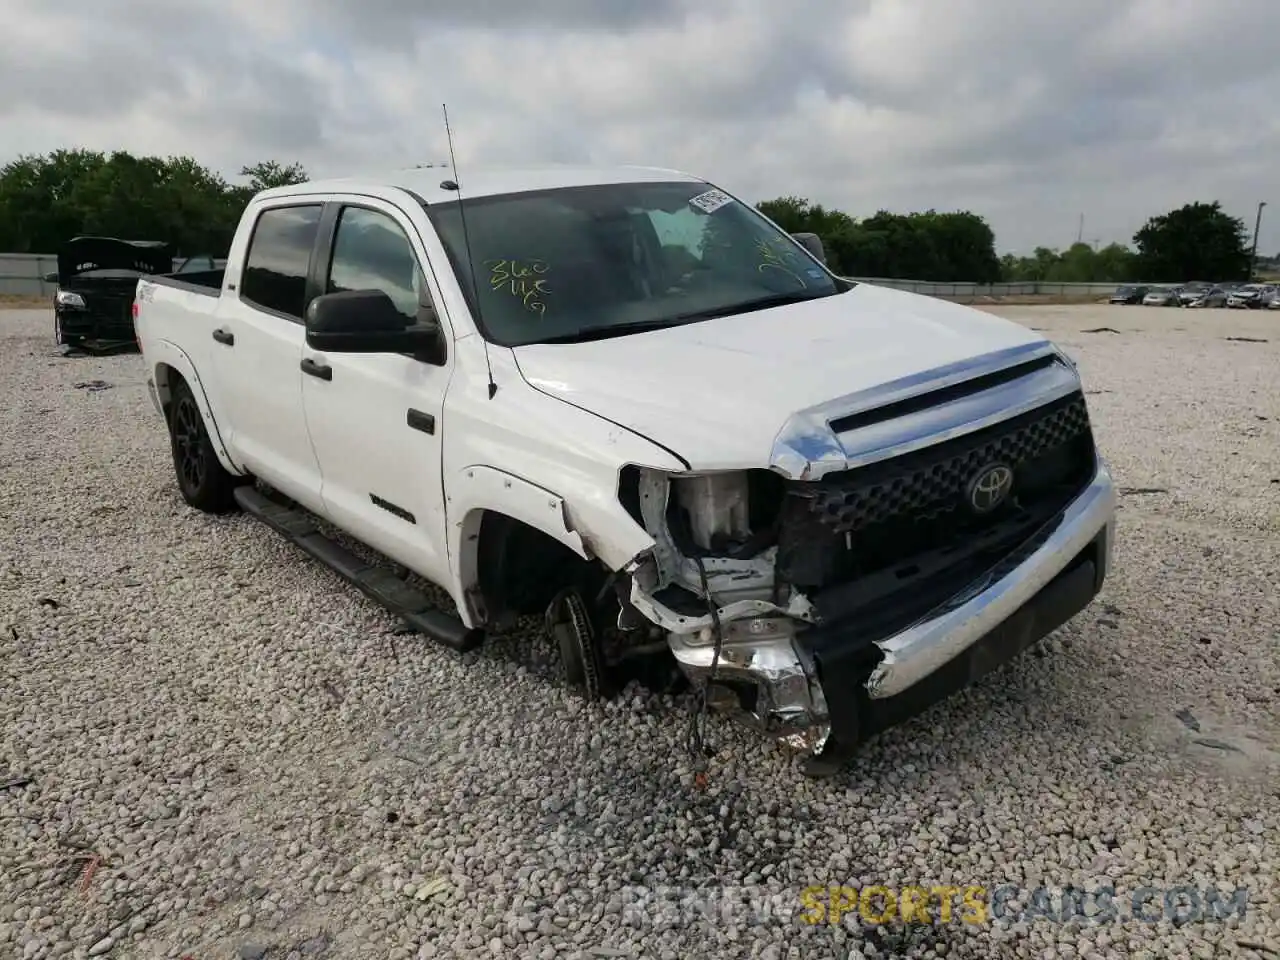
1091 243 1137 282
1133 202 1250 282
756 197 855 245
1000 243 1136 283
0 149 109 251
913 211 1001 283
756 201 1002 282
0 149 308 255
238 161 309 193
824 210 1001 282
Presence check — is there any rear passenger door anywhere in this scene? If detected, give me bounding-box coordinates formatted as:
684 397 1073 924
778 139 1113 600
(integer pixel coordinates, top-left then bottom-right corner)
299 199 454 586
210 202 327 514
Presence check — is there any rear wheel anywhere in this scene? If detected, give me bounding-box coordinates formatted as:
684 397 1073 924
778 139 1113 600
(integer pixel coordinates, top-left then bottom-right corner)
168 378 239 513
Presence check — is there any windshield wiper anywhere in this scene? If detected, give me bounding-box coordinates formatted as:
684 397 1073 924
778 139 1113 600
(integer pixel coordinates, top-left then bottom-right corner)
670 290 825 323
533 318 699 345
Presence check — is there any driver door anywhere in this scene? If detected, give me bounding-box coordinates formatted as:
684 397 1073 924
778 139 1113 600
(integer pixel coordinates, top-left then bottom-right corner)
299 199 454 587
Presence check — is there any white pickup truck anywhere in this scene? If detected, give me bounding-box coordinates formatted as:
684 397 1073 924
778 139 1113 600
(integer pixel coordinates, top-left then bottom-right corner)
133 165 1116 772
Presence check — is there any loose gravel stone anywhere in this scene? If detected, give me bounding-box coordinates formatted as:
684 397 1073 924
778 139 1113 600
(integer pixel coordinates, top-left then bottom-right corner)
1 305 1277 960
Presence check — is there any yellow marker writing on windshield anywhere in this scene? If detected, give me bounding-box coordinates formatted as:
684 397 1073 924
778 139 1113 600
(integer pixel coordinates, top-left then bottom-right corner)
756 238 806 289
487 258 550 316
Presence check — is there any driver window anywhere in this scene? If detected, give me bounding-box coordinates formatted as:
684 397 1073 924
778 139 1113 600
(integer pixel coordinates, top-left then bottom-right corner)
327 206 426 326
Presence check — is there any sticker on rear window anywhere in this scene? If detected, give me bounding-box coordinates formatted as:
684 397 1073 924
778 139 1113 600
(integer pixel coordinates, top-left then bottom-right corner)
688 188 735 214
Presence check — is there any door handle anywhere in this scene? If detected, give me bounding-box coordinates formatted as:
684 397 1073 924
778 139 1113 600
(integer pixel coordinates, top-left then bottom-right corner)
406 408 435 435
301 357 332 381
212 327 234 346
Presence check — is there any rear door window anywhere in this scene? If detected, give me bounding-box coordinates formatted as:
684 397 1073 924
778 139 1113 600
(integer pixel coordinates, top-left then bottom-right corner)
240 204 323 319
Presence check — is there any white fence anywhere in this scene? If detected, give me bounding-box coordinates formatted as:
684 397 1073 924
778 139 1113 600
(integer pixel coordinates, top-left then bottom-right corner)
0 253 59 297
848 278 1121 298
0 251 1129 301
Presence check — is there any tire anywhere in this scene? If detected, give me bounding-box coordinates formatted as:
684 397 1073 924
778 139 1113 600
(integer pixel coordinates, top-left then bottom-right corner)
167 377 239 513
54 314 84 349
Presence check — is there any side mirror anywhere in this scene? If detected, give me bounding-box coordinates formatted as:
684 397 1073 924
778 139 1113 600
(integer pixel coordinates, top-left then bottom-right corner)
791 232 827 266
43 271 59 284
305 289 447 365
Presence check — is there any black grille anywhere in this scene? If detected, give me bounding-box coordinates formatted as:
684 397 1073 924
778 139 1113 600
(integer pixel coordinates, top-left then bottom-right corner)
806 393 1090 534
776 391 1096 612
84 293 134 335
61 291 136 342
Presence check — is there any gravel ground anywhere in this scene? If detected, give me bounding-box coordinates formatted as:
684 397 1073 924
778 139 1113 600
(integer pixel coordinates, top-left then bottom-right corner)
1 304 1278 960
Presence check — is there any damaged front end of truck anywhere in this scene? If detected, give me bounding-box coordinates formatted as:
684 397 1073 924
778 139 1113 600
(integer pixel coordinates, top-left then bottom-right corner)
614 343 1116 762
619 466 833 753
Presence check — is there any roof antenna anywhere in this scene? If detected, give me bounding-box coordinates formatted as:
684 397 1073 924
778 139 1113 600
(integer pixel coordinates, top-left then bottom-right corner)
441 103 497 399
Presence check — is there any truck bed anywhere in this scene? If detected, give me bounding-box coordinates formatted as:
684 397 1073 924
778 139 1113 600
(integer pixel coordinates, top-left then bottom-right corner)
149 269 226 297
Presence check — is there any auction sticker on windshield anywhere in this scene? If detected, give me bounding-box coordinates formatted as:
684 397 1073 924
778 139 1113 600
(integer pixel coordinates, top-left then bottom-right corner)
688 188 735 214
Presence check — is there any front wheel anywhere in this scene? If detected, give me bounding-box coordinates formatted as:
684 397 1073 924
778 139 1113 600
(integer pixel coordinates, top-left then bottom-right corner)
54 314 84 348
546 588 606 700
167 378 240 513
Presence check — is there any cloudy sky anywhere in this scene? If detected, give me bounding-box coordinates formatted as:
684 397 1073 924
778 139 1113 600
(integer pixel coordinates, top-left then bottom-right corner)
3 0 1278 255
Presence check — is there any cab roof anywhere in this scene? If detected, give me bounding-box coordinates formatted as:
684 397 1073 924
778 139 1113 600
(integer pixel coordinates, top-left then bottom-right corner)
254 164 708 205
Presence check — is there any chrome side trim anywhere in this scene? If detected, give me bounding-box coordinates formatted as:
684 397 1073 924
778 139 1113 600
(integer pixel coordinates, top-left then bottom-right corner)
866 459 1116 699
769 341 1079 480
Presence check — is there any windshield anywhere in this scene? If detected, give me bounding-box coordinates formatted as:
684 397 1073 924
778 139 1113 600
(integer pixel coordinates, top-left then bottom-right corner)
423 180 844 346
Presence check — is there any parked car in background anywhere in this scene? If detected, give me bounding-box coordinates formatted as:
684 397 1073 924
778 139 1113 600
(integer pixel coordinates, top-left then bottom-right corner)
1109 284 1149 304
1226 283 1277 308
1185 286 1230 308
1177 281 1212 306
44 236 175 349
1266 289 1280 309
1142 285 1183 307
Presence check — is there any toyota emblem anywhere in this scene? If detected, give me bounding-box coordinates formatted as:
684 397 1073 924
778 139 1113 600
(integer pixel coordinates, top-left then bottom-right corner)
967 462 1014 514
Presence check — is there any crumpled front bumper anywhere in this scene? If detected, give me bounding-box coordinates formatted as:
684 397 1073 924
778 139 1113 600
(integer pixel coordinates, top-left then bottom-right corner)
668 460 1117 754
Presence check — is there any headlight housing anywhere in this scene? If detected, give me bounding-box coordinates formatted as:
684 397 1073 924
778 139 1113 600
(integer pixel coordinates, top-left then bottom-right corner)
55 290 85 309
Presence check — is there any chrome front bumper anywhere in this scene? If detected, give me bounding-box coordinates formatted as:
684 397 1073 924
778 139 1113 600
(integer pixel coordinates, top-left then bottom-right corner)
866 459 1115 697
668 459 1117 752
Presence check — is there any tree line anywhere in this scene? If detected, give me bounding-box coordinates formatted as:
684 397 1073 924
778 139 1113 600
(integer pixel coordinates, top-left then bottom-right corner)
758 198 1255 284
0 150 307 256
0 148 1259 283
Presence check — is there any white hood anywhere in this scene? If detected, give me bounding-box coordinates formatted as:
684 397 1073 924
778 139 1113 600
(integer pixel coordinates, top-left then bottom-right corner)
512 282 1047 470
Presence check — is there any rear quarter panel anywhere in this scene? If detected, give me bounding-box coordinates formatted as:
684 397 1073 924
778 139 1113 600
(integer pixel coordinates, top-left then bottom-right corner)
134 278 243 476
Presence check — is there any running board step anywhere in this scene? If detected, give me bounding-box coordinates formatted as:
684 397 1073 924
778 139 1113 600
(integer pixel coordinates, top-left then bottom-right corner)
233 485 483 652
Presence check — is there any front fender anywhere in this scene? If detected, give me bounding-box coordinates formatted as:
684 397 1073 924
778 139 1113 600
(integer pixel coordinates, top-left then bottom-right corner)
148 338 245 477
449 466 591 605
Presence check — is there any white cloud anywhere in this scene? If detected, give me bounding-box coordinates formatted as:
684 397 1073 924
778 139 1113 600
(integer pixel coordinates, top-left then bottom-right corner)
1 0 1278 254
